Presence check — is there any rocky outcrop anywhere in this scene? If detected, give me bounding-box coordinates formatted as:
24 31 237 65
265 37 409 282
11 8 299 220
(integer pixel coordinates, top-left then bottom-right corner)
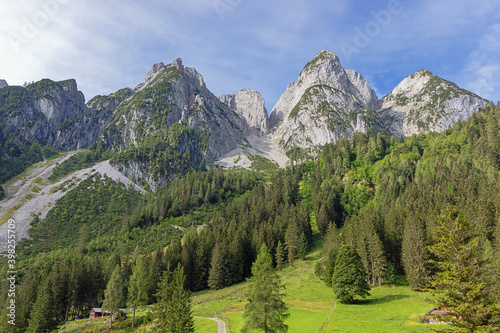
219 89 269 135
0 80 8 89
378 69 489 136
0 79 97 150
101 59 247 188
269 50 380 150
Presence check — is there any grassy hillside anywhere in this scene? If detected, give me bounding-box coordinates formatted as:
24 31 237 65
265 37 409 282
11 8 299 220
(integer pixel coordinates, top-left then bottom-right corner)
191 238 439 333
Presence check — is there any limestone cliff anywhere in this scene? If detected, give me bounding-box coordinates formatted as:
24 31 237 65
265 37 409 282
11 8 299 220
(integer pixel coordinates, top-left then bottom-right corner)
219 89 269 135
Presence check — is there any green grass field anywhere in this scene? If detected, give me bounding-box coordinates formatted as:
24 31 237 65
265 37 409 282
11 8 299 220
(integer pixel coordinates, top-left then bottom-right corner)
191 237 441 333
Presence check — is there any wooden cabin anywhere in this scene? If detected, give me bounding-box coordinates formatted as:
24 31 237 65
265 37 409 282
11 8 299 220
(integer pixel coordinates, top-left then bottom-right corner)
89 308 109 319
425 307 451 324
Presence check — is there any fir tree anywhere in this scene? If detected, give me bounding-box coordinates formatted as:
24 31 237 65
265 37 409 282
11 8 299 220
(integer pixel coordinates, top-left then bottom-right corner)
428 206 500 332
332 245 371 304
102 265 125 329
128 256 149 329
242 243 289 333
156 264 194 333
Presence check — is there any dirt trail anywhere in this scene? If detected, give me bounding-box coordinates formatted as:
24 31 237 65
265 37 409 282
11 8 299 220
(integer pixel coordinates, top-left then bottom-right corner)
0 152 144 254
195 316 226 333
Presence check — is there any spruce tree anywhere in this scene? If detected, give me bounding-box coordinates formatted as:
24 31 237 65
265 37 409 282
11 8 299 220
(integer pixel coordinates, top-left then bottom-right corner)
208 242 227 290
102 265 125 329
332 245 371 304
128 256 149 329
401 219 429 290
242 243 289 333
297 232 308 260
156 264 194 333
276 240 285 271
428 206 500 332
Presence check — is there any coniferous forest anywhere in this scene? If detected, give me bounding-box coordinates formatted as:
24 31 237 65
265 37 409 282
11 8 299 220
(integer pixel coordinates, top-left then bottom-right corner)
2 103 500 332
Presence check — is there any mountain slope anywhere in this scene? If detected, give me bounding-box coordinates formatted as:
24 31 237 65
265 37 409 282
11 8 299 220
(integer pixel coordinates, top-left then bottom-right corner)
377 69 489 136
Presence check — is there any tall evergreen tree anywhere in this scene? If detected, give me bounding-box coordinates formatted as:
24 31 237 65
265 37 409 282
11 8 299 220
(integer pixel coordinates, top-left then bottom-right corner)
26 277 56 333
128 256 149 329
275 241 285 271
428 206 500 332
332 245 371 304
102 265 125 329
156 263 194 333
242 243 289 333
297 232 308 260
208 242 227 290
402 219 429 290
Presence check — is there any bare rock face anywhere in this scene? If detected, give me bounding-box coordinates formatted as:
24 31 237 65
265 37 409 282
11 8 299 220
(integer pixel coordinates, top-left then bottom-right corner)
269 50 379 150
0 79 99 150
0 80 8 89
378 69 489 136
102 58 248 189
219 89 269 135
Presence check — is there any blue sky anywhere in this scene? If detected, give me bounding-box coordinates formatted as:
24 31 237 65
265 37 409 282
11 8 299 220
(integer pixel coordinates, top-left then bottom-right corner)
1 0 499 111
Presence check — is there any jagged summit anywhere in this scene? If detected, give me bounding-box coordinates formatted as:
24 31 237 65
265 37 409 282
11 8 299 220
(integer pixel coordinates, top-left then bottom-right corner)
378 68 488 136
269 50 379 150
0 79 8 89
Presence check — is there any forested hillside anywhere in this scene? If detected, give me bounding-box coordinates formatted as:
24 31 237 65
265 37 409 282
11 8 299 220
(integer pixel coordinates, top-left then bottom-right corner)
1 103 500 332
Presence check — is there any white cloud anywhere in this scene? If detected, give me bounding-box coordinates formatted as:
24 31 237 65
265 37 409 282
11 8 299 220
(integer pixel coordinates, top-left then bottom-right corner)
462 24 500 102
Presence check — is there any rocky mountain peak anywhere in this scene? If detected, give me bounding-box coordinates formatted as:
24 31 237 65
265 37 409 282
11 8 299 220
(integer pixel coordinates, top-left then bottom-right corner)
219 89 269 135
378 69 488 137
0 79 8 89
269 50 380 149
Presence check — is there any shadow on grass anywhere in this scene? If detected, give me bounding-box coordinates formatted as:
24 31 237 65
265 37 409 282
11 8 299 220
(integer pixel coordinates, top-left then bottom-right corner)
350 295 417 306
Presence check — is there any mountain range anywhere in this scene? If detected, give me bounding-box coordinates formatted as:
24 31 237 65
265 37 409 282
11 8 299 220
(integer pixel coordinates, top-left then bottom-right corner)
0 50 489 186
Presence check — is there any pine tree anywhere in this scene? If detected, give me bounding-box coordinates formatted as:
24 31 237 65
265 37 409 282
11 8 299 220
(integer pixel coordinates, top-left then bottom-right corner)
428 206 500 332
128 256 149 329
332 245 371 304
401 219 429 290
156 263 194 333
242 243 289 333
102 265 125 329
275 241 285 271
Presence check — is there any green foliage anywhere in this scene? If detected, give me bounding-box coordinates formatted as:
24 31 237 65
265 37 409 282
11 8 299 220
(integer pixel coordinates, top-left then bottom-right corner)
428 206 500 332
332 245 371 304
0 185 4 200
386 262 398 287
103 265 126 329
242 244 289 333
156 263 195 333
248 153 279 171
49 142 110 181
128 256 149 329
276 241 285 271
